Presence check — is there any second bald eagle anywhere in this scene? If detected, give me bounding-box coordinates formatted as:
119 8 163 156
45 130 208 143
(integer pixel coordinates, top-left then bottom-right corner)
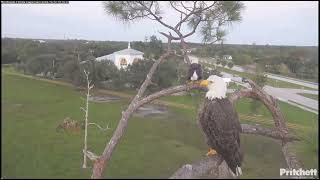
187 58 202 82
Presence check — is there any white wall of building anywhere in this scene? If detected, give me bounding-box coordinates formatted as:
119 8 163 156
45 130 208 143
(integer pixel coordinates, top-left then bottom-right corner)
114 54 144 69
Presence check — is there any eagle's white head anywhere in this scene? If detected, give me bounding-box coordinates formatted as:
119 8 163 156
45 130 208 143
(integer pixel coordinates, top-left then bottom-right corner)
200 75 227 100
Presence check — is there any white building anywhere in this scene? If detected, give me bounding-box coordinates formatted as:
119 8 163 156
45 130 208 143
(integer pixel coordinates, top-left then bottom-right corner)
222 55 232 61
96 42 144 70
33 39 46 43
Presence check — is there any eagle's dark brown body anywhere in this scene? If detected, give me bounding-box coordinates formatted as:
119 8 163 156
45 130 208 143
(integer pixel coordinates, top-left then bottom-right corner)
197 97 243 175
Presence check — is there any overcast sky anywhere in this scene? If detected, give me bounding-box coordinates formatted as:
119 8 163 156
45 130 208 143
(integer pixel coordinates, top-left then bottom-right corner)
1 1 318 46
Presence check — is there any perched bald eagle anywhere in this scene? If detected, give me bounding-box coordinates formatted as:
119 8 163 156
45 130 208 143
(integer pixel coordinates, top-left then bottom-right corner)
187 58 202 82
198 75 243 176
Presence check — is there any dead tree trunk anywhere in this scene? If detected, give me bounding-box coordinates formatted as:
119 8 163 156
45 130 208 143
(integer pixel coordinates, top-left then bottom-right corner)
81 70 94 169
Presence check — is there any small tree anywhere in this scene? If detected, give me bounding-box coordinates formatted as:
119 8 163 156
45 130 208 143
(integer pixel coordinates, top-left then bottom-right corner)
81 69 110 168
221 60 227 67
250 65 267 115
227 62 234 69
148 35 164 59
233 53 253 65
216 59 221 65
81 69 93 169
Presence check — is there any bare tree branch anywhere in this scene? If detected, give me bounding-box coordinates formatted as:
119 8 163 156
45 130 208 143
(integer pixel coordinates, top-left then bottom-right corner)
170 1 188 16
180 1 194 12
180 39 191 64
174 1 216 31
181 17 202 39
82 70 91 169
137 2 179 35
171 140 302 179
170 155 228 179
282 142 304 170
88 123 110 131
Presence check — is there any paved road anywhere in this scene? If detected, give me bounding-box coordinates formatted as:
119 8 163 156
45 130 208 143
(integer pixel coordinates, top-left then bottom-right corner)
220 71 319 114
263 86 318 113
265 73 318 90
196 55 318 90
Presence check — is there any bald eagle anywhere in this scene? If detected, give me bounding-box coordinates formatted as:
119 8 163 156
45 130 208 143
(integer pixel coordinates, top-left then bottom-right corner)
187 58 202 82
198 75 243 176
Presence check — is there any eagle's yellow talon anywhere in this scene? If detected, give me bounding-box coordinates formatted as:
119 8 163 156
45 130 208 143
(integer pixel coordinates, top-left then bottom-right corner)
206 148 217 156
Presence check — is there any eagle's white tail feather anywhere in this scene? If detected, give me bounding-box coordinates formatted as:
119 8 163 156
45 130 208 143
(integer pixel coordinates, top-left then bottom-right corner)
236 166 242 176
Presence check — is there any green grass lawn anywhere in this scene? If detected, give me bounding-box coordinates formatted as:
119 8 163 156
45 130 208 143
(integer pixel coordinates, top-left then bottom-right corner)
297 93 319 101
2 70 318 178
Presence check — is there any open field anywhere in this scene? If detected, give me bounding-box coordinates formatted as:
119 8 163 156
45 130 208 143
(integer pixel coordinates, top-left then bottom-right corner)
2 69 318 178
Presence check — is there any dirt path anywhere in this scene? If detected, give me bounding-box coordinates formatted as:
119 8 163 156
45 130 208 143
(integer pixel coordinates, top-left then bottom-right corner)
2 70 308 131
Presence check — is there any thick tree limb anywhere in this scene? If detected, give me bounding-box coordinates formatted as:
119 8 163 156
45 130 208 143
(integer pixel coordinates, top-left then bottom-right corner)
241 124 299 142
170 124 301 179
229 79 289 138
170 155 230 179
282 142 304 170
170 142 303 179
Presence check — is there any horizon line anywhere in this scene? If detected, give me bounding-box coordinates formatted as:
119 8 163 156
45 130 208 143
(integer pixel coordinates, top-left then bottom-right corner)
2 36 318 47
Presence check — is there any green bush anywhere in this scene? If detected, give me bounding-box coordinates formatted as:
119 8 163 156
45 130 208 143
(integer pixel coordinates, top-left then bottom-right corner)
233 54 253 65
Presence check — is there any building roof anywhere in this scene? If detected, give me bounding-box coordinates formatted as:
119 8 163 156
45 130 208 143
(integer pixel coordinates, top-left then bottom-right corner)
114 48 144 55
96 54 115 62
223 55 232 57
96 42 144 61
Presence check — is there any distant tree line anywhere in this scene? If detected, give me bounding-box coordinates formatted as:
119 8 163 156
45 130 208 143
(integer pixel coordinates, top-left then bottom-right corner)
191 43 318 82
1 37 218 92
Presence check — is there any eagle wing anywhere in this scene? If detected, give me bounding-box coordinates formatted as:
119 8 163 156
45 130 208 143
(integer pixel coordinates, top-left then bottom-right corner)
197 98 243 174
195 64 202 80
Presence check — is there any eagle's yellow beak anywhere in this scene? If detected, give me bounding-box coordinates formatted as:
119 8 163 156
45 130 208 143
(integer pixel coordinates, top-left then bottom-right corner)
200 80 209 87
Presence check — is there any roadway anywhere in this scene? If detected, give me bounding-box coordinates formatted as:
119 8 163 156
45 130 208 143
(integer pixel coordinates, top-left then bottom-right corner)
222 71 319 114
264 73 318 90
193 55 318 90
263 86 318 113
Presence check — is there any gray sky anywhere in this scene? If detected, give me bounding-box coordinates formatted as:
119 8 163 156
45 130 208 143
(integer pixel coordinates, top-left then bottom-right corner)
1 1 318 46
